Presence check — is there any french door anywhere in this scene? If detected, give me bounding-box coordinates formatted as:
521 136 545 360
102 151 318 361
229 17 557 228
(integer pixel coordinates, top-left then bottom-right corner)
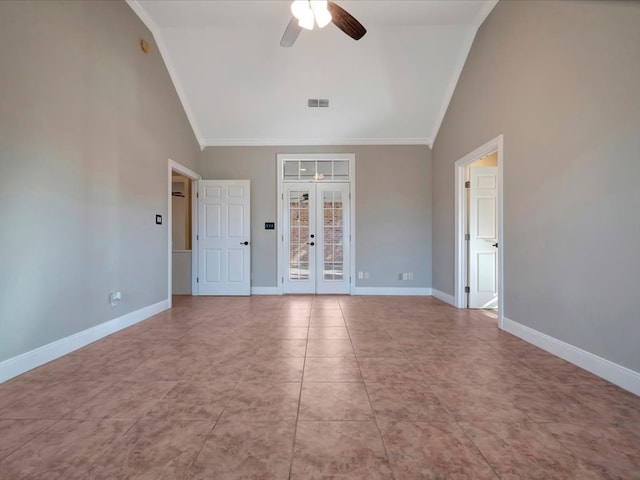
283 182 350 294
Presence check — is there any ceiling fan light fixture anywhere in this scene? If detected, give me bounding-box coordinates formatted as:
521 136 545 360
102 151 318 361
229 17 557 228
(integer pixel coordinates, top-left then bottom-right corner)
281 0 366 47
291 0 314 30
298 11 315 30
315 9 332 28
291 0 308 18
310 0 332 28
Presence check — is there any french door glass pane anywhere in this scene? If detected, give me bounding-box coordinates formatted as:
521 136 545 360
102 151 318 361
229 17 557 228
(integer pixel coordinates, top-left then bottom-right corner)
289 190 310 280
323 190 344 281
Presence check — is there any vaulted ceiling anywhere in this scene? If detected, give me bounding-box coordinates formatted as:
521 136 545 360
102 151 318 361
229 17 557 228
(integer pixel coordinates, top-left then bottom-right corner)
128 0 497 149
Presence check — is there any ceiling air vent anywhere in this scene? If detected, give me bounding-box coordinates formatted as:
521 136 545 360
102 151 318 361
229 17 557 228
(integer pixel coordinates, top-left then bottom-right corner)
308 98 329 108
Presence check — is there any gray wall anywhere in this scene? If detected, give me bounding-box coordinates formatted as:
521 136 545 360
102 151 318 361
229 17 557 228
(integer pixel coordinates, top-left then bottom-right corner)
0 1 200 362
199 145 432 289
432 1 640 371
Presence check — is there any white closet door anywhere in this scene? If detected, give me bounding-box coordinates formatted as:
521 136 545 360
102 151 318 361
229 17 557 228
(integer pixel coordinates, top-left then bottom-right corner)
469 167 498 308
198 180 251 295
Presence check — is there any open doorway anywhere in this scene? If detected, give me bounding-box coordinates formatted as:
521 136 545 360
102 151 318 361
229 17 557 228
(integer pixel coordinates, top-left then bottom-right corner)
171 173 192 295
454 136 504 327
168 159 201 306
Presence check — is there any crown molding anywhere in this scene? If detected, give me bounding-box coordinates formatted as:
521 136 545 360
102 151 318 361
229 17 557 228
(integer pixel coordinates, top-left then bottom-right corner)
201 137 434 148
127 0 496 153
126 0 206 150
429 0 498 147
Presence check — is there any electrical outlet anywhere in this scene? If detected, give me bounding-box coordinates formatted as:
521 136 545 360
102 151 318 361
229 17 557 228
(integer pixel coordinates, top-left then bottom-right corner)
408 272 414 280
109 291 122 307
402 273 408 280
364 272 369 279
358 272 363 279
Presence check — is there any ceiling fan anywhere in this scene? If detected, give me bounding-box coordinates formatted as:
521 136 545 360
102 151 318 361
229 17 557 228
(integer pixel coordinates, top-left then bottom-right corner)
280 0 367 47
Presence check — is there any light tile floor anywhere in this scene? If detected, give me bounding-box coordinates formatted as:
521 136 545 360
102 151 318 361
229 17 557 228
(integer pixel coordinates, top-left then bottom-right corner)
0 295 639 479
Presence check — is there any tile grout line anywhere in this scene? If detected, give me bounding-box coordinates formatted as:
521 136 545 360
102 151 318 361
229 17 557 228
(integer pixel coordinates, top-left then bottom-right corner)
6 296 637 477
454 421 503 479
0 417 63 464
181 404 228 477
287 304 311 480
87 418 144 478
181 311 263 479
338 297 399 480
530 421 599 471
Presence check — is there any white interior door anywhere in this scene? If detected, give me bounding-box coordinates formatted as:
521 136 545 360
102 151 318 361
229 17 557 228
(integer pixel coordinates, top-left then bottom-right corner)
468 166 498 308
197 180 250 295
283 182 350 294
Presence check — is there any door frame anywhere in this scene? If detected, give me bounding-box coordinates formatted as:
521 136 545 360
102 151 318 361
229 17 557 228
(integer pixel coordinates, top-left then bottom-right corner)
454 135 504 327
276 153 356 295
168 159 201 306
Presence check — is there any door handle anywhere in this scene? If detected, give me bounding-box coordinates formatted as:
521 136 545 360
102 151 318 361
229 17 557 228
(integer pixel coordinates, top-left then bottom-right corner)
240 241 249 245
492 243 498 248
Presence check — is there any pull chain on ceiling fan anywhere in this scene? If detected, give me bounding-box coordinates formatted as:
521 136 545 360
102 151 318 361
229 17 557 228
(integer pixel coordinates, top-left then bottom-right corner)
280 0 367 47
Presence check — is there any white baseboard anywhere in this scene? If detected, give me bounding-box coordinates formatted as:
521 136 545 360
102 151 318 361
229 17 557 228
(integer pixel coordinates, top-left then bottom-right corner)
352 287 431 296
431 289 456 306
251 287 279 295
502 317 640 396
0 299 170 384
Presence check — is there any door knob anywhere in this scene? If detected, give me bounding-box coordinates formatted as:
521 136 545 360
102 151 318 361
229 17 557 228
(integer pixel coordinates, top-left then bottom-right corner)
310 234 315 238
492 243 498 248
308 242 315 246
240 241 249 245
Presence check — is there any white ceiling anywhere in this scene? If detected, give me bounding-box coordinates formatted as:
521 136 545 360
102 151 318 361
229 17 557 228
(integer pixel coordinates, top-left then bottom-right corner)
128 0 497 148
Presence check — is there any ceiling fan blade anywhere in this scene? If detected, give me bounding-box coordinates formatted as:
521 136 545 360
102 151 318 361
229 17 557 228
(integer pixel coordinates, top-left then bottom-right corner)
328 1 366 41
280 16 302 47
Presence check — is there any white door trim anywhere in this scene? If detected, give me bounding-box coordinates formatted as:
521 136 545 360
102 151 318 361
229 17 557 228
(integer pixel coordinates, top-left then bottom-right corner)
454 135 504 327
168 159 201 306
276 153 356 295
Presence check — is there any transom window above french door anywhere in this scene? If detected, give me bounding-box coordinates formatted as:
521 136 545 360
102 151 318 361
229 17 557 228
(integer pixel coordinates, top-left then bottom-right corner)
282 159 351 182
